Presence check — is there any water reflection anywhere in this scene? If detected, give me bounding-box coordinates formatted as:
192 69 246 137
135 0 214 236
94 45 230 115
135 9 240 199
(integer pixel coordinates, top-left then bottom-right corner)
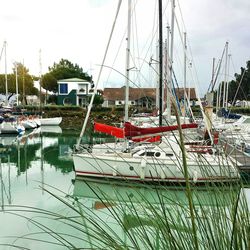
72 177 246 249
0 126 75 177
0 129 248 249
0 127 77 209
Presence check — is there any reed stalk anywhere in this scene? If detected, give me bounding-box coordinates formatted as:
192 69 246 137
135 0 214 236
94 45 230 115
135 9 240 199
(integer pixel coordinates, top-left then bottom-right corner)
171 97 199 249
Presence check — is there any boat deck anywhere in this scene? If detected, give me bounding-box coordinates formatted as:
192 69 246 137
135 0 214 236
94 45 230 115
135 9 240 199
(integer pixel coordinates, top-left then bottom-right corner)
224 143 250 172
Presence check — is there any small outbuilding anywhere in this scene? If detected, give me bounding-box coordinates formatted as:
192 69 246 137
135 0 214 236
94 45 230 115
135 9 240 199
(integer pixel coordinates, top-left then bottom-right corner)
57 78 94 107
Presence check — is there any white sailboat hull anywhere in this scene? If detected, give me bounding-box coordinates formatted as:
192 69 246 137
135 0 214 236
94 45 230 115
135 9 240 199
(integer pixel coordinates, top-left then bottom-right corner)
0 122 25 134
21 120 37 129
40 117 62 126
73 152 240 183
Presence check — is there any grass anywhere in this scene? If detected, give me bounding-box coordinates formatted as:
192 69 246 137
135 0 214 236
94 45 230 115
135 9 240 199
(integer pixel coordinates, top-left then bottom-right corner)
0 178 249 249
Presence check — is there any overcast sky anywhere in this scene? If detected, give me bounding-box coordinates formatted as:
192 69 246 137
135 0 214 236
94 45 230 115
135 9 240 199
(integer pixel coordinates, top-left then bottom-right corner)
0 0 249 96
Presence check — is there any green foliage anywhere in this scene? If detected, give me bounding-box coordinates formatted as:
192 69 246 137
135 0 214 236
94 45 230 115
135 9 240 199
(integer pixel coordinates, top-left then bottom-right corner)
88 94 104 108
41 73 57 92
112 105 124 111
0 62 37 96
228 107 250 115
41 105 83 111
227 60 250 102
92 107 112 112
42 58 92 92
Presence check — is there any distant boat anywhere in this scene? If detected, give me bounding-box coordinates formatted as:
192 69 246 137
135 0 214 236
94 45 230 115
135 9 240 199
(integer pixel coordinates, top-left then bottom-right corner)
0 116 25 134
39 117 62 126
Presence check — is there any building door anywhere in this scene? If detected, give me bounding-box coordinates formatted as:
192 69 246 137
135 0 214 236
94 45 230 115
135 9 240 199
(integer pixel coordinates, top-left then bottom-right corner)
78 97 87 107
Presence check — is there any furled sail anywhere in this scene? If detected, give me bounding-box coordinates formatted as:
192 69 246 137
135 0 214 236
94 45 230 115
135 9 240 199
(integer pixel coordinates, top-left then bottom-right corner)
124 122 198 138
94 122 124 138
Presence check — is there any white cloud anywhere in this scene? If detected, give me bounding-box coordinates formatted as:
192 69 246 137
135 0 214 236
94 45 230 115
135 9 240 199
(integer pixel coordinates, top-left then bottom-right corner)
0 0 249 96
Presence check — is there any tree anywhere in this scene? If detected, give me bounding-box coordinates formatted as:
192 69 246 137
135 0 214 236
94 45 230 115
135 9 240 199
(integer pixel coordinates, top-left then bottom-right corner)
88 94 104 107
41 59 92 92
0 62 37 99
41 73 57 93
227 60 250 102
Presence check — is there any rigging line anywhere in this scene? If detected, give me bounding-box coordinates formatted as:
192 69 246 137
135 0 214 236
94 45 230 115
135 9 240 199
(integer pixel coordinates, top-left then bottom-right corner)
76 0 123 148
130 24 159 88
228 55 248 101
176 0 187 33
131 0 140 84
212 43 227 91
230 53 237 75
208 58 221 92
136 0 170 70
231 68 246 106
100 64 154 97
103 1 138 88
0 41 5 63
175 1 201 92
98 64 159 125
173 4 204 105
103 6 127 87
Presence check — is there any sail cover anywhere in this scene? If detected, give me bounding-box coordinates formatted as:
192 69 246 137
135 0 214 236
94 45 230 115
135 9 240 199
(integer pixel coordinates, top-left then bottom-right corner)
94 122 124 138
94 121 198 140
124 122 198 138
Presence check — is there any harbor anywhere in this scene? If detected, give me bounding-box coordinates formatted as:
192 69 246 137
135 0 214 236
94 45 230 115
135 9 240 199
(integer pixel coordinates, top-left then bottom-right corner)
0 0 250 248
0 127 249 249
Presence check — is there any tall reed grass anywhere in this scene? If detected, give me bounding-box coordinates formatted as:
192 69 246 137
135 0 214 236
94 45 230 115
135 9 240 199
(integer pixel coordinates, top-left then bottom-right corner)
0 179 249 249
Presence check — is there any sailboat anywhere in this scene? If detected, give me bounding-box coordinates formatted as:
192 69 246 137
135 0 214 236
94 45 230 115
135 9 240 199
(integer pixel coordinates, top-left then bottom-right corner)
72 1 240 184
36 49 62 127
0 41 25 135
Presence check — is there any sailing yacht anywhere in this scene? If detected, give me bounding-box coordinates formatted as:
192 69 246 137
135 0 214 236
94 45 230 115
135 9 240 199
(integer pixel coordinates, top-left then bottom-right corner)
73 121 240 183
72 0 240 184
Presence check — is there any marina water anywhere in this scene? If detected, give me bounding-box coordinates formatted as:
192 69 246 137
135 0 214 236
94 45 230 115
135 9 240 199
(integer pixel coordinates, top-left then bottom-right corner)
0 128 249 249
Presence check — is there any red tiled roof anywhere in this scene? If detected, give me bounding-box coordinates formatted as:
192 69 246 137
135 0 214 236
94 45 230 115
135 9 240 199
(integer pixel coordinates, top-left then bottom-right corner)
103 87 156 101
174 88 196 100
103 87 196 101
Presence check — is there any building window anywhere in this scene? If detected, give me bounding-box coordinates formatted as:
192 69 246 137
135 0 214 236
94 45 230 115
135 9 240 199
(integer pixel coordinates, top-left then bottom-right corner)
59 83 68 94
79 88 85 93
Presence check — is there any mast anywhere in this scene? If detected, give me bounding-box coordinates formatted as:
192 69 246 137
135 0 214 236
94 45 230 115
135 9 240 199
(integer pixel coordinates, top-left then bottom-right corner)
4 41 8 106
167 0 175 122
22 59 25 105
158 0 163 126
124 0 132 122
76 0 123 149
15 63 18 105
39 49 42 112
222 41 228 108
225 54 231 110
211 57 216 89
183 32 187 122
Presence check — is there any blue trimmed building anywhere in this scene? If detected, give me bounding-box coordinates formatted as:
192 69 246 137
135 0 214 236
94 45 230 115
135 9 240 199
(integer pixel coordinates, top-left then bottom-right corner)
57 78 94 107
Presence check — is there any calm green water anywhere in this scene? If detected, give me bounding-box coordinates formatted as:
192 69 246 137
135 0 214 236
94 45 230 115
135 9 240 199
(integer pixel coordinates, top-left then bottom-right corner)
0 127 249 249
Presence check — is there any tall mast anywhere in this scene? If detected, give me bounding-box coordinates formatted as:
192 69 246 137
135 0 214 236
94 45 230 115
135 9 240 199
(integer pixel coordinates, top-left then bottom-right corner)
39 49 42 112
167 0 175 121
124 0 132 122
225 54 231 110
183 32 187 122
22 59 25 105
222 41 228 108
15 63 18 105
158 0 163 126
4 41 8 106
